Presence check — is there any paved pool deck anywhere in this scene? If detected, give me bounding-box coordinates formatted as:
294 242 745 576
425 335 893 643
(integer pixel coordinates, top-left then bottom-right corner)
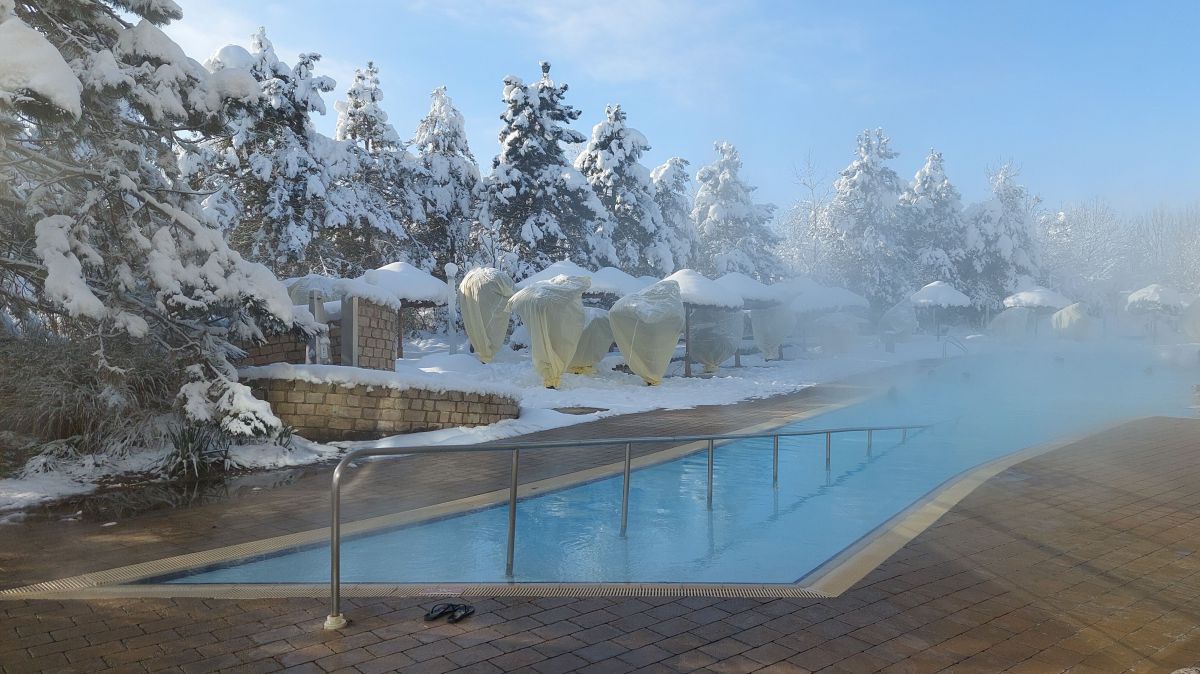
4 370 1200 672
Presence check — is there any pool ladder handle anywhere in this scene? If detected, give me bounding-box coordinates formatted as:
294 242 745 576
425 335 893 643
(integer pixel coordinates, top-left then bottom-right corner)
325 422 932 629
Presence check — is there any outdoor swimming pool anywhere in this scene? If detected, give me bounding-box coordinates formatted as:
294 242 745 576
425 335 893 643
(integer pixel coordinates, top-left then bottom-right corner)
164 343 1194 585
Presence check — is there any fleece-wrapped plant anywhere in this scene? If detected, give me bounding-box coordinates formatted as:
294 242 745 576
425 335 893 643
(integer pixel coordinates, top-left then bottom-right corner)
0 0 308 455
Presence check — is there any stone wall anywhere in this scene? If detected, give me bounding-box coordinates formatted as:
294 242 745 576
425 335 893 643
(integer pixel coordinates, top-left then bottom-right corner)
345 298 398 370
239 332 308 366
248 378 519 442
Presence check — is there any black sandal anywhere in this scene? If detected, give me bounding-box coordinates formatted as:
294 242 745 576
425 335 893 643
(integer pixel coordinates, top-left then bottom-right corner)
447 604 475 623
423 602 456 621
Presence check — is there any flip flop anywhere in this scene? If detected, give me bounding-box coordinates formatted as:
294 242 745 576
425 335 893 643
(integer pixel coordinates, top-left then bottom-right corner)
447 604 475 624
423 603 457 621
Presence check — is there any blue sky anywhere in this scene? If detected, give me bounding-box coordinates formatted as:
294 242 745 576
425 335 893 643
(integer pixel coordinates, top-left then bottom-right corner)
166 0 1200 216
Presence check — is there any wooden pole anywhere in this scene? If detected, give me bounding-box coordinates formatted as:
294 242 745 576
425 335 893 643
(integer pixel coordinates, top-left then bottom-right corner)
684 306 693 378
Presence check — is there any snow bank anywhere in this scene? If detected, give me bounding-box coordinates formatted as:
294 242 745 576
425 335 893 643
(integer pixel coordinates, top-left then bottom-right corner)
1004 286 1070 310
910 281 971 308
0 12 82 118
239 363 519 399
364 261 449 305
663 269 742 308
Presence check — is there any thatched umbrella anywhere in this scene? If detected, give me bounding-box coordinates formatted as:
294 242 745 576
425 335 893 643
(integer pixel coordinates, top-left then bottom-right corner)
910 281 971 339
663 269 743 377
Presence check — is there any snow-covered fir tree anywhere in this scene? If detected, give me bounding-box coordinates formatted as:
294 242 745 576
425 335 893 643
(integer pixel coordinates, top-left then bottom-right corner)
960 164 1041 311
187 30 406 278
332 62 428 271
691 142 779 279
1038 200 1129 310
575 105 670 275
485 62 616 278
412 86 484 274
650 157 699 272
0 0 304 450
896 149 966 288
817 128 905 308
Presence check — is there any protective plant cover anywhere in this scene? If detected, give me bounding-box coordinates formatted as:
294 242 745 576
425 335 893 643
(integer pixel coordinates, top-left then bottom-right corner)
568 308 615 374
690 306 743 372
812 312 864 355
610 280 685 385
459 267 515 364
1182 299 1200 342
988 306 1031 339
879 298 919 340
506 275 591 388
1051 303 1093 341
750 306 792 360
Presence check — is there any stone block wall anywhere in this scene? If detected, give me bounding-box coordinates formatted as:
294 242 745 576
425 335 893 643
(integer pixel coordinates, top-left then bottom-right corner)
248 378 519 442
347 299 398 370
239 332 308 366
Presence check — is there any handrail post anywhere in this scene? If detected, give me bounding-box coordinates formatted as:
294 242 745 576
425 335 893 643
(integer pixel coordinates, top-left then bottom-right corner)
867 429 873 457
706 438 714 510
902 428 908 443
772 435 779 488
324 459 348 630
620 443 632 536
505 449 519 577
825 432 831 470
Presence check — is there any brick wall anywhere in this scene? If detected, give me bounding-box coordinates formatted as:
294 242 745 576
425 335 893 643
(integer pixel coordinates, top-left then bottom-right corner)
248 378 519 442
347 299 398 370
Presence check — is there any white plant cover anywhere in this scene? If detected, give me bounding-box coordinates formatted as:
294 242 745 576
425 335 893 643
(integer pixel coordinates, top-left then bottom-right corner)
1051 303 1093 341
690 306 744 372
1003 286 1070 310
1126 284 1188 315
506 275 590 388
515 259 593 289
988 306 1032 339
663 269 742 308
879 298 919 339
568 308 615 374
910 281 971 308
1181 299 1200 342
750 306 792 360
812 313 865 355
364 261 450 305
609 280 685 385
459 267 515 364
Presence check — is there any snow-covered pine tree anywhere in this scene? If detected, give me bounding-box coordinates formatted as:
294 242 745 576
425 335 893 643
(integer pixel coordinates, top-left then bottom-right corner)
575 105 670 275
485 62 616 279
817 128 905 309
189 30 404 278
960 164 1041 312
896 149 966 288
0 0 304 451
651 157 699 272
412 86 484 274
332 62 428 271
691 142 779 280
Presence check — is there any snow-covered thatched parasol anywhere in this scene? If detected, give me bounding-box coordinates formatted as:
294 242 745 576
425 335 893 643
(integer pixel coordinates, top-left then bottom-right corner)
911 281 970 339
663 269 743 376
1003 286 1070 337
588 267 652 306
361 261 452 357
515 260 593 289
1126 283 1188 341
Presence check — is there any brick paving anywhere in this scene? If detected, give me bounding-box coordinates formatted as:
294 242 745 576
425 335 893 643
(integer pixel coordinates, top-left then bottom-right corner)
4 392 1200 671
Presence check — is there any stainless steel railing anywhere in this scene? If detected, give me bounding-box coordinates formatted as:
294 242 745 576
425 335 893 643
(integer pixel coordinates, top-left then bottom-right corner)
323 422 931 629
942 336 969 359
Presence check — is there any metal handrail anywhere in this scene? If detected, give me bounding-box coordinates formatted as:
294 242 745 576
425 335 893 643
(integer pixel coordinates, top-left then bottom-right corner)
942 336 968 359
323 422 931 629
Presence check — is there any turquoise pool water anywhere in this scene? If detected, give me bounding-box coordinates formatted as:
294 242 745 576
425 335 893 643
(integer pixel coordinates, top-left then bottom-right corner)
165 343 1194 585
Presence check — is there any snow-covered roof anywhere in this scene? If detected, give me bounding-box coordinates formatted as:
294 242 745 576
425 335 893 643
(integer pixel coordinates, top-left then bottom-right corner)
1003 287 1070 310
283 274 342 304
363 261 450 305
515 260 593 289
714 272 780 306
589 267 651 297
1126 284 1188 312
910 281 971 308
662 269 743 309
790 284 869 314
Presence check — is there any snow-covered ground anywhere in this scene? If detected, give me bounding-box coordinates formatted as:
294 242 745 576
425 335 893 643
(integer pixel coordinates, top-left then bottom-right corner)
0 334 974 514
